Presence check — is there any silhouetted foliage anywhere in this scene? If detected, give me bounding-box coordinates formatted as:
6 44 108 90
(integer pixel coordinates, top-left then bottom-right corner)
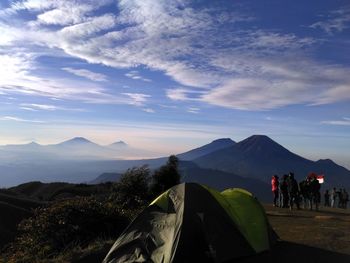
150 155 180 197
111 165 151 209
2 197 131 262
1 158 183 262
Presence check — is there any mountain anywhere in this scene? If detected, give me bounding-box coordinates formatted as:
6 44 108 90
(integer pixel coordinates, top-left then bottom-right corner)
177 138 236 160
1 135 349 191
57 137 96 146
51 137 114 159
107 141 128 148
0 137 161 168
89 172 122 184
2 141 43 150
194 135 350 188
178 161 271 201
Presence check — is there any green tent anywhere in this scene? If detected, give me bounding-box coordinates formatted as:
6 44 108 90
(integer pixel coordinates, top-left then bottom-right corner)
103 183 277 263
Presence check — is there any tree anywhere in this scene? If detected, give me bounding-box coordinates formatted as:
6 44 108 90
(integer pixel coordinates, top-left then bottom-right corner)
112 165 151 209
150 155 180 197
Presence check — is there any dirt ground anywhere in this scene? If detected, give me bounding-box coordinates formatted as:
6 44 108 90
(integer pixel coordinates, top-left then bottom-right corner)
239 204 350 263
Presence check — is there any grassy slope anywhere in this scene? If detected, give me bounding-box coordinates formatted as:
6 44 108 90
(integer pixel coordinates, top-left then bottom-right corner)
0 201 34 249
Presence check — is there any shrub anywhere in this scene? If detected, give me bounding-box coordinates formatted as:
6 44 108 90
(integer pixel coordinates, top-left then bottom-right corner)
111 165 151 209
2 197 131 262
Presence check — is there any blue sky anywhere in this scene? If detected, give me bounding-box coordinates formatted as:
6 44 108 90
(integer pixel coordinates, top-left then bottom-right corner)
0 0 350 168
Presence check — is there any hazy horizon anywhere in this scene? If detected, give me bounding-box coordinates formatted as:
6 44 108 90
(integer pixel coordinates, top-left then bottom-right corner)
1 1 350 170
1 134 350 170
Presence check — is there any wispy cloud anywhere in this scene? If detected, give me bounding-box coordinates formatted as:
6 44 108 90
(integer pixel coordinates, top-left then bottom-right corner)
142 108 155 113
62 67 107 82
0 54 142 106
321 117 350 126
187 107 200 114
166 88 204 101
1 1 350 111
310 6 350 34
122 93 151 106
125 71 151 82
20 103 86 112
0 116 45 123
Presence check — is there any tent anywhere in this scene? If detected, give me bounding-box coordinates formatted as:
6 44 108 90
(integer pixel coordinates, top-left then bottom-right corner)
103 183 277 263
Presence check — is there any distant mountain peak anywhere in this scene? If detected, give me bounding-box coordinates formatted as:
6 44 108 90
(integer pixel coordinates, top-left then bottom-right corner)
111 140 127 145
211 138 235 144
27 141 40 146
234 134 295 157
177 137 236 161
239 135 277 146
108 140 128 147
316 159 336 165
60 137 94 145
245 134 273 141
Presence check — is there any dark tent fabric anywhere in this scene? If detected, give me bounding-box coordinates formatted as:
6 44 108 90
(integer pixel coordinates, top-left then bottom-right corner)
103 183 277 263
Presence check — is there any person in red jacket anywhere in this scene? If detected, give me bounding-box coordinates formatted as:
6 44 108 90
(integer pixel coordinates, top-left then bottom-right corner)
271 175 279 207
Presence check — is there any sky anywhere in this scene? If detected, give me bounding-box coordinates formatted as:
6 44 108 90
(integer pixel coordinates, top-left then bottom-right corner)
0 0 350 168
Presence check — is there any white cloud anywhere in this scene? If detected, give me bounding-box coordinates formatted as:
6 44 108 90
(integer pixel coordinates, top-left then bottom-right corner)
62 67 107 82
0 54 140 106
187 107 200 114
122 93 151 106
125 71 151 82
25 104 56 110
0 116 45 123
59 14 116 39
245 30 314 51
310 7 350 34
36 8 84 26
166 88 204 101
321 117 350 126
313 84 350 105
20 107 37 111
1 0 350 111
20 103 86 112
142 108 155 113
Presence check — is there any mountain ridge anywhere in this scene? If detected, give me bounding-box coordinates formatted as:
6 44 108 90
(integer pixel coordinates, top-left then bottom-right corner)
194 135 350 188
177 138 236 160
0 135 349 190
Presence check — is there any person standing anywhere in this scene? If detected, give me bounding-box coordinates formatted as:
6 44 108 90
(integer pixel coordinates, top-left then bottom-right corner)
309 177 321 211
343 189 349 209
271 175 279 207
331 187 337 208
324 189 330 207
287 172 300 210
280 174 289 208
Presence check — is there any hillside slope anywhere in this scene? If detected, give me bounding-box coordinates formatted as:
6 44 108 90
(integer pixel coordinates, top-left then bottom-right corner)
177 138 236 160
0 192 42 250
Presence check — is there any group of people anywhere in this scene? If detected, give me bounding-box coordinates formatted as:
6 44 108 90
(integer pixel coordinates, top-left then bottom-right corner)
324 188 349 209
271 173 349 210
271 172 322 211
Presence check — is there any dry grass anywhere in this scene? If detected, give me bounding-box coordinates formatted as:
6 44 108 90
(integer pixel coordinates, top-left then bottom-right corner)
265 204 350 254
238 204 350 263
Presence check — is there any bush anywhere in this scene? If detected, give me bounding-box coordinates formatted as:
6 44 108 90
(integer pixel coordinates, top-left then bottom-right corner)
111 165 151 209
2 197 131 262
